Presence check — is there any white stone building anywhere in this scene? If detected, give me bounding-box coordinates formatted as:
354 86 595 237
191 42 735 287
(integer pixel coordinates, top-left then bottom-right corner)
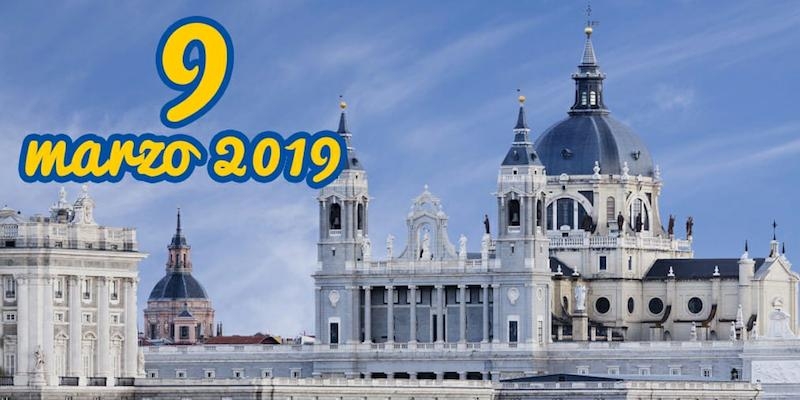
0 186 145 388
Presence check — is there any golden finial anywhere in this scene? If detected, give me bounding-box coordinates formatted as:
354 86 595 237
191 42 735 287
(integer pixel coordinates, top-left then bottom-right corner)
517 89 526 105
584 25 593 37
339 95 347 110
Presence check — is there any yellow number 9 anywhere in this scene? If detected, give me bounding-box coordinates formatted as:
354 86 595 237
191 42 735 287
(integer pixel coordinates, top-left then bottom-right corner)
157 17 233 129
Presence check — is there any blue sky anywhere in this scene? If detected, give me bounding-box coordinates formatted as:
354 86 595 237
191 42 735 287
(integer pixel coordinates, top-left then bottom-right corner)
1 0 799 336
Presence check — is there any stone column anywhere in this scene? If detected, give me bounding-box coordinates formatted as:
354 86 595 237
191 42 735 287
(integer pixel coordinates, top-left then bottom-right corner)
435 285 444 343
492 284 500 343
408 286 417 343
97 277 110 383
43 276 55 385
481 284 489 343
386 286 394 343
363 286 372 343
15 275 29 386
124 278 138 377
314 286 322 342
68 276 82 378
458 285 467 343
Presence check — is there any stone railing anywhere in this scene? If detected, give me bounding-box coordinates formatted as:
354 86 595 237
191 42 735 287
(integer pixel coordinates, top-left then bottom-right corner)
547 234 691 253
0 223 137 251
136 376 493 388
358 258 487 274
143 341 536 355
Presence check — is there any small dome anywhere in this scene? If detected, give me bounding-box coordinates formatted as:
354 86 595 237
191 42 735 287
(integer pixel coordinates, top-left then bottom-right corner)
534 114 654 177
148 272 209 300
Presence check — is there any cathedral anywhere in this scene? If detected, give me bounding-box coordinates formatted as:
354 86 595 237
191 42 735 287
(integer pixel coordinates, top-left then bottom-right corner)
1 23 799 400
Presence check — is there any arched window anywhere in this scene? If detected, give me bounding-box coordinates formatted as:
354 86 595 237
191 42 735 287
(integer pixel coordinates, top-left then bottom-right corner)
356 203 364 231
630 199 649 232
589 91 597 106
536 199 543 227
329 203 341 230
556 198 574 229
606 197 615 223
508 199 520 227
581 92 587 106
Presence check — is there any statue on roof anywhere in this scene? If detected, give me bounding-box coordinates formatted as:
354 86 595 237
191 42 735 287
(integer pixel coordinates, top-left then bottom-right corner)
458 234 467 259
574 284 587 312
616 212 625 232
581 214 593 232
686 216 694 237
483 214 490 235
667 214 675 236
386 234 394 259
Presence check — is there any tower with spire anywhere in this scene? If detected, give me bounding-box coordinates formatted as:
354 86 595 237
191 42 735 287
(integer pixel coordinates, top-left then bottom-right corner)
493 92 552 345
144 209 215 344
313 98 370 345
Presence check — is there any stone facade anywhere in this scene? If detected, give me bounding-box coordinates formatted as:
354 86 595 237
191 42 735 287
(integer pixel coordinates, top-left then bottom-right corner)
0 186 145 387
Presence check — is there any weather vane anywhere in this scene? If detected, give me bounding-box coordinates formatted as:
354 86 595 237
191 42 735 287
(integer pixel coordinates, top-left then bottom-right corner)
586 1 599 30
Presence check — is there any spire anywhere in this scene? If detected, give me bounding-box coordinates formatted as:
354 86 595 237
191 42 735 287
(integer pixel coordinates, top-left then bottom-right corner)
514 90 529 130
745 240 749 253
337 96 350 135
333 96 363 170
501 91 542 166
581 25 598 66
170 208 189 249
772 220 778 241
569 18 607 115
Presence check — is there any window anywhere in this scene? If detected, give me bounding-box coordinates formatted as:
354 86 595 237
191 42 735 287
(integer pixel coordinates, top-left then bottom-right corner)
4 277 15 299
329 203 341 230
577 366 589 375
508 320 519 343
628 256 633 271
599 256 607 271
701 367 712 378
110 279 119 301
3 312 16 322
731 368 740 381
508 199 520 227
639 367 651 376
55 312 65 322
589 91 597 106
356 203 364 231
688 297 703 314
627 298 635 314
595 297 611 314
261 368 273 378
54 278 64 300
630 199 650 232
290 368 301 379
329 322 339 344
648 298 664 314
416 289 422 304
607 366 620 375
670 366 682 376
146 370 158 379
606 197 615 223
110 314 120 324
175 369 187 379
556 198 574 229
180 326 190 339
581 91 587 105
82 313 93 323
149 323 158 339
204 369 215 379
232 368 244 379
81 278 92 301
4 354 16 375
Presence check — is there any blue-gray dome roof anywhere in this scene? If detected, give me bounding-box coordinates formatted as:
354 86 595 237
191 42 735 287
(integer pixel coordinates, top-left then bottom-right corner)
534 114 654 177
148 272 209 300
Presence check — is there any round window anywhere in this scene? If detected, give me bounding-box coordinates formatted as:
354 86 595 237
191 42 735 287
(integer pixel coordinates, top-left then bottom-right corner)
595 297 611 314
648 298 664 314
688 297 703 314
627 297 635 314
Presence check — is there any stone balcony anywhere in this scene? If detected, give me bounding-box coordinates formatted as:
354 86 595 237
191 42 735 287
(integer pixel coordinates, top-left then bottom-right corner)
547 233 692 253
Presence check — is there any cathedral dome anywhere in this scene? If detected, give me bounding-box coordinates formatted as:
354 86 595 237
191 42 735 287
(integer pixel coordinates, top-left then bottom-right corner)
534 26 655 177
148 271 209 300
534 114 654 177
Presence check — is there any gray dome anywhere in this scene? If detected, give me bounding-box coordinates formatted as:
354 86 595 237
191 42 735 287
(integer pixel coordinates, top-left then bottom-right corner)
148 272 209 300
533 114 654 177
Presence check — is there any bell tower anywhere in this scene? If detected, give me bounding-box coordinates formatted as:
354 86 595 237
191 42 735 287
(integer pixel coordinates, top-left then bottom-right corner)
495 93 549 271
317 98 370 272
